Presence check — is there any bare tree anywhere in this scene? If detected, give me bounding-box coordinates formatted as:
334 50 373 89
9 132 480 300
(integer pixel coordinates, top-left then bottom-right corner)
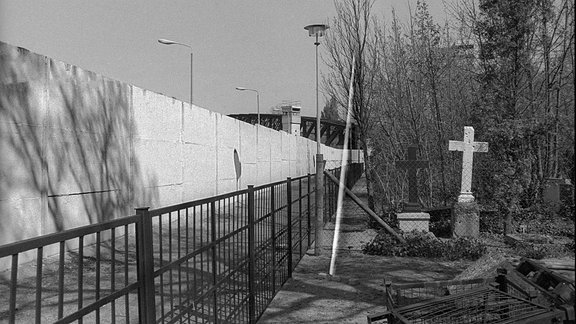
323 0 380 209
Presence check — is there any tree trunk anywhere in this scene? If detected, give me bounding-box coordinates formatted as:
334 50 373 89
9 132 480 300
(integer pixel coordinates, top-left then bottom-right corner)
361 141 376 211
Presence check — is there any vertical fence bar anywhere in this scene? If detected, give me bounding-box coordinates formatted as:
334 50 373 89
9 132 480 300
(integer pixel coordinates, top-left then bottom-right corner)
58 241 65 319
210 201 218 323
286 177 293 276
307 173 311 248
177 210 182 315
124 226 130 324
95 232 101 324
77 236 84 324
9 254 18 323
298 178 303 257
136 207 156 324
110 229 116 324
168 212 174 317
35 247 43 323
270 185 276 293
247 185 255 324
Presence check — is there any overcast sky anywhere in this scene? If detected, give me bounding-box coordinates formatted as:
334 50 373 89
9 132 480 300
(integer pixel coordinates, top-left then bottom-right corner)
0 0 451 117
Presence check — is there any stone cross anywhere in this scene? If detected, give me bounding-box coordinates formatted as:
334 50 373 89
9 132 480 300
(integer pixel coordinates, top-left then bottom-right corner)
396 145 429 211
449 126 488 202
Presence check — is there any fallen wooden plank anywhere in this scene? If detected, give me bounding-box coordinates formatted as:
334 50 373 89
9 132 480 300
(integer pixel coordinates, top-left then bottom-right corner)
324 171 406 244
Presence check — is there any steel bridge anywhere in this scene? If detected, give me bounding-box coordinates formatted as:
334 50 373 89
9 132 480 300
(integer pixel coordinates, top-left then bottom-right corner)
228 113 359 149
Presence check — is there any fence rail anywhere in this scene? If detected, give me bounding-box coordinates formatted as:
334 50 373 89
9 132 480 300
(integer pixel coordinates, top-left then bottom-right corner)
0 163 363 324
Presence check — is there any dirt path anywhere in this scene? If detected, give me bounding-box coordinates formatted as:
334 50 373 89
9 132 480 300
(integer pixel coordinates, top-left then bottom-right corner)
257 250 471 323
258 177 471 323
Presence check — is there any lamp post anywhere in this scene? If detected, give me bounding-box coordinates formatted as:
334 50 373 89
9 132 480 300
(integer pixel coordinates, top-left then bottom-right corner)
158 38 193 106
235 87 260 125
304 23 328 256
304 24 329 154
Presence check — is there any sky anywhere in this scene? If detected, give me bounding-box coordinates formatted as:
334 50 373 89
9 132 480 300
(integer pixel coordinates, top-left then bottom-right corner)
0 0 451 117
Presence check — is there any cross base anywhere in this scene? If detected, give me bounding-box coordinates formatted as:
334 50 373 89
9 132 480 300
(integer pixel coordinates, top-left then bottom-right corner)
452 201 479 238
397 212 430 233
403 202 423 212
457 192 475 203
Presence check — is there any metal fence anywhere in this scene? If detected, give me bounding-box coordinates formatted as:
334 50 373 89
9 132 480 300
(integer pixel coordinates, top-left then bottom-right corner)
0 171 341 324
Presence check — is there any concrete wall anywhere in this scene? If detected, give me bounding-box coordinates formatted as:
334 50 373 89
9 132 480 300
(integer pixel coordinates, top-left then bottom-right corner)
0 41 355 246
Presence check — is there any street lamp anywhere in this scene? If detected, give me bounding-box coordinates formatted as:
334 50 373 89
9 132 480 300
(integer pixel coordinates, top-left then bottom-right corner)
158 38 193 106
305 23 328 256
304 24 329 154
235 87 260 126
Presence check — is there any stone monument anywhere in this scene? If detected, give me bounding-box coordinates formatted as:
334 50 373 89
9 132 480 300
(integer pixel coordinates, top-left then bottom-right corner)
395 145 430 232
448 126 488 237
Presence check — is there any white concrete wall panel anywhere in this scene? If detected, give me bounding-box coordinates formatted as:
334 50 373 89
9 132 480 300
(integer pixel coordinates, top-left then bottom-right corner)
257 127 272 184
0 41 357 252
132 87 181 142
215 115 241 194
238 121 257 188
133 139 181 187
182 143 217 198
269 131 283 182
183 104 217 146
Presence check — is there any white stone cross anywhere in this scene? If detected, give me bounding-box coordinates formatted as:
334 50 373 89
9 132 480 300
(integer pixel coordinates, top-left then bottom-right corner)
449 126 488 202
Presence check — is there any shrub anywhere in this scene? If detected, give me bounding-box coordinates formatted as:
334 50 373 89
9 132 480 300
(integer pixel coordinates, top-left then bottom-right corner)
512 203 575 238
428 208 452 238
566 240 575 253
443 237 487 260
363 230 486 261
479 209 504 234
513 244 546 260
430 218 451 238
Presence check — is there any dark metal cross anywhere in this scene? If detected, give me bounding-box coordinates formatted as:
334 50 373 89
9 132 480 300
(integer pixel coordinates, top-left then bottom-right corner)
395 145 429 211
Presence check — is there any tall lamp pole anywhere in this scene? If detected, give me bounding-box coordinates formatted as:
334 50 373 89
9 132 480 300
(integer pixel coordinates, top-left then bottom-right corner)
158 38 193 106
304 24 329 154
235 87 260 125
304 24 328 256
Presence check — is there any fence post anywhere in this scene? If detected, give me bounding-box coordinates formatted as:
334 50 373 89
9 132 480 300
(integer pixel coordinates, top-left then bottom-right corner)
307 173 312 248
286 177 293 277
315 155 325 256
247 185 256 324
298 177 303 257
270 185 276 292
210 201 218 323
136 207 156 324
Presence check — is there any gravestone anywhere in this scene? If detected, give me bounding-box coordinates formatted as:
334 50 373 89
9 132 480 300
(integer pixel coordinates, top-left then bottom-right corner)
543 178 574 205
395 145 429 212
449 126 488 238
448 126 488 203
395 145 430 232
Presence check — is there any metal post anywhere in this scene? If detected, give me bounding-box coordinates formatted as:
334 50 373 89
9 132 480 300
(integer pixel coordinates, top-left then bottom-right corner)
298 178 303 257
496 268 510 319
287 177 293 276
270 185 276 292
315 155 325 255
247 185 256 323
307 173 312 248
136 207 156 323
315 35 321 154
190 51 194 108
210 201 218 323
256 91 260 126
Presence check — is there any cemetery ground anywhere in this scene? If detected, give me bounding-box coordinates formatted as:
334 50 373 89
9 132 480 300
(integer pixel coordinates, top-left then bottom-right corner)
1 177 574 323
258 177 575 323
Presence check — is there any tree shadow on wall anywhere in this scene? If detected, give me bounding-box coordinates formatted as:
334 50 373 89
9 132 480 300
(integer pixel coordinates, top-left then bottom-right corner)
0 45 158 244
